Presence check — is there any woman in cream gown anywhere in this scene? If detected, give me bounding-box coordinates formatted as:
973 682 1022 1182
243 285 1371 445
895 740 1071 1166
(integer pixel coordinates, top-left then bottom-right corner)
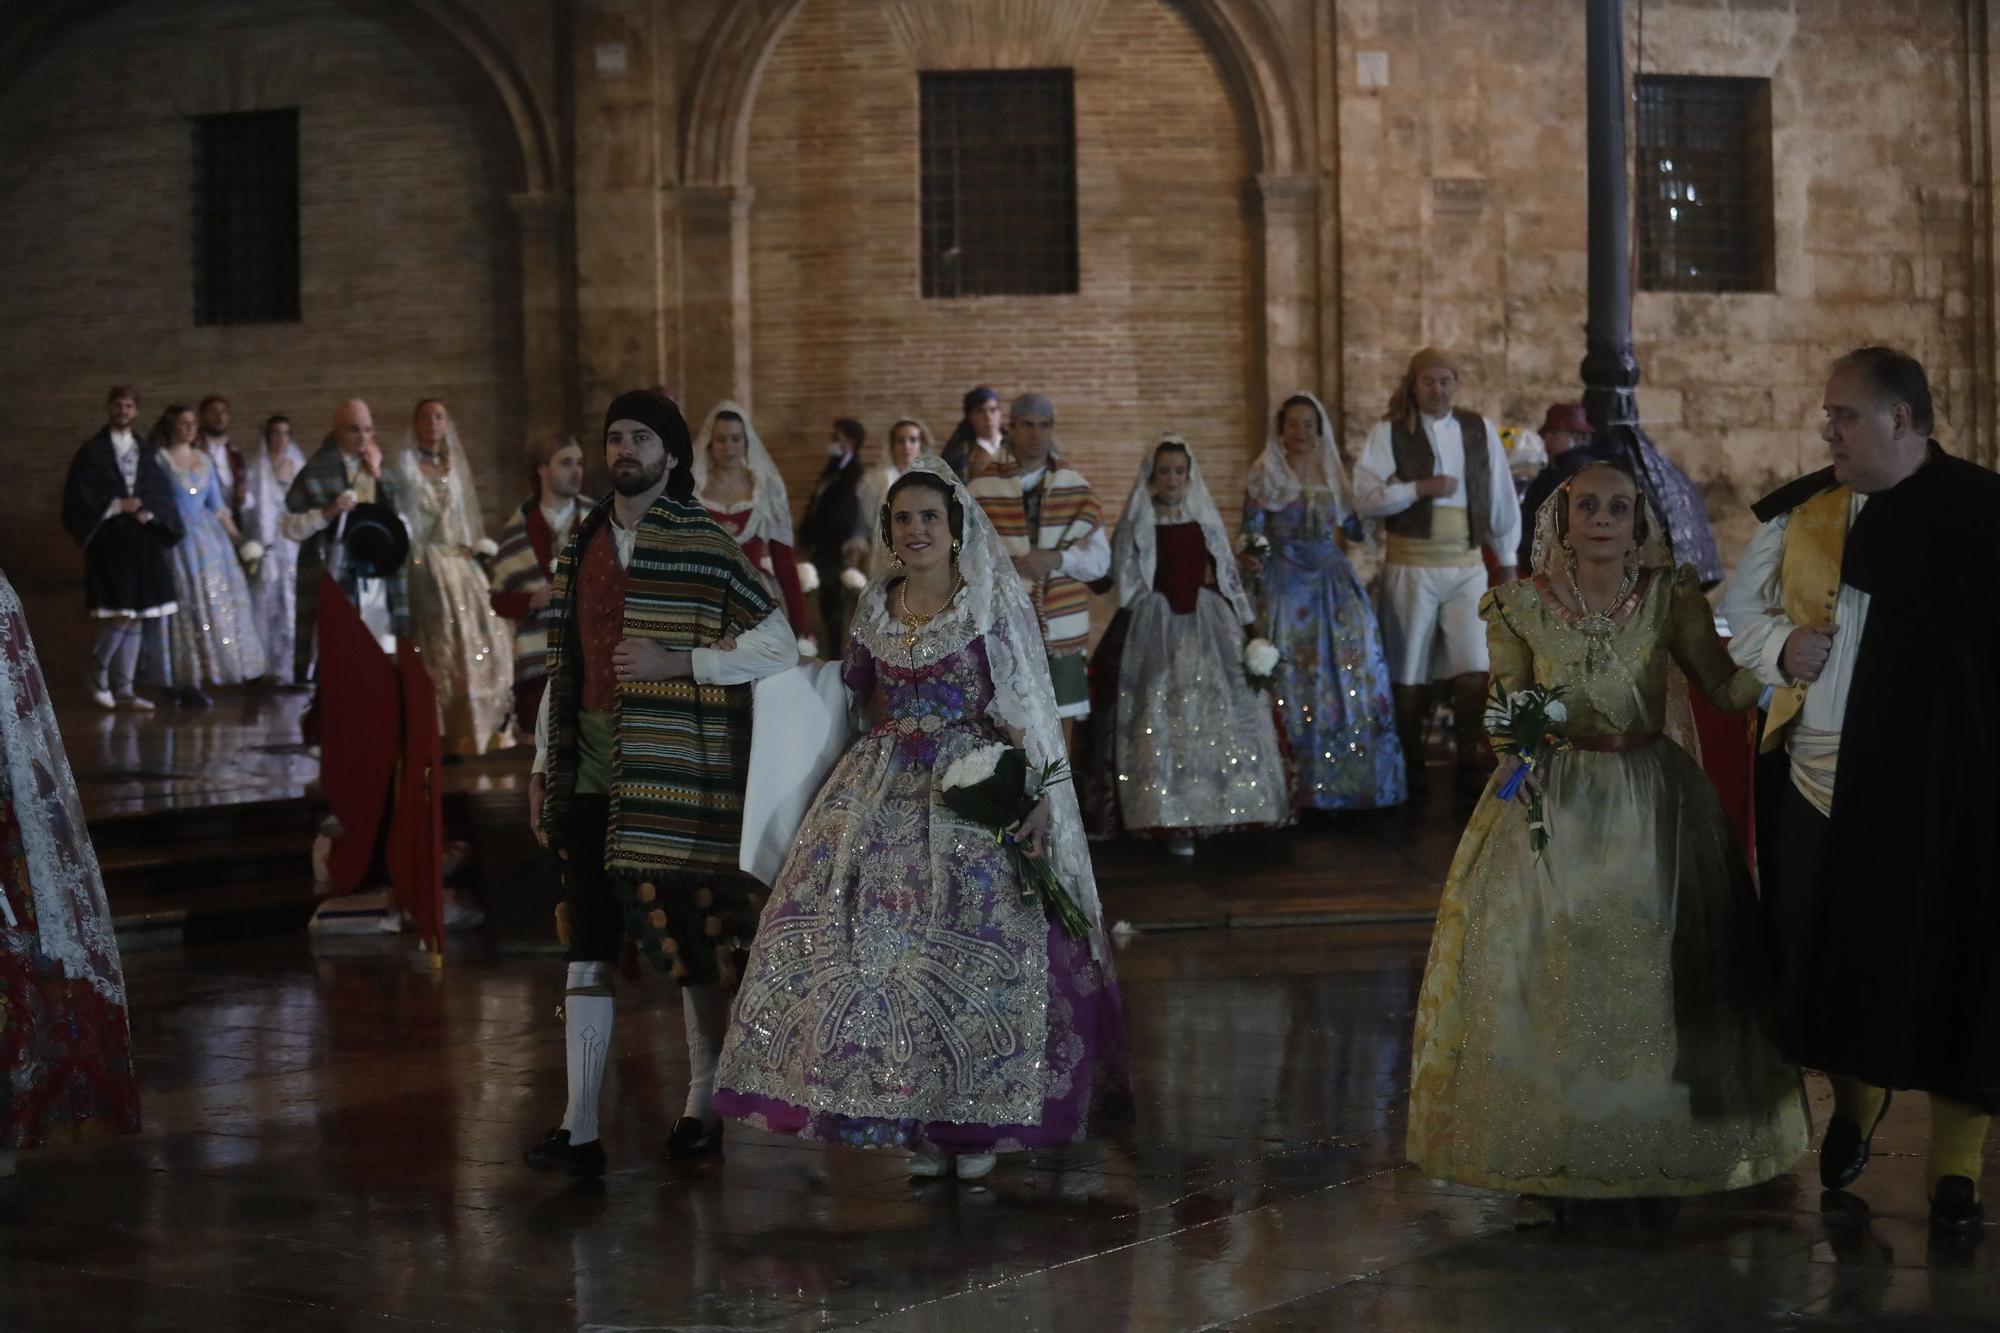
1406 458 1807 1224
394 399 514 756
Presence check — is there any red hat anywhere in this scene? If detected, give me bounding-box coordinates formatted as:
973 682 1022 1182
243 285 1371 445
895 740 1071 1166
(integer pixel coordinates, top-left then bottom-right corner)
1538 403 1591 436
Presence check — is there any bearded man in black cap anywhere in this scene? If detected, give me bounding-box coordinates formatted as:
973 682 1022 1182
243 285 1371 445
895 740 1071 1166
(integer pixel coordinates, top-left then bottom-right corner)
523 388 799 1176
283 399 408 680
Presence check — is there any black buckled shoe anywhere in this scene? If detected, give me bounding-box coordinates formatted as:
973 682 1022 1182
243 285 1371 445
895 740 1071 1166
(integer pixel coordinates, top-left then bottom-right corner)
524 1127 606 1177
1819 1091 1893 1191
664 1116 723 1160
1929 1176 1985 1238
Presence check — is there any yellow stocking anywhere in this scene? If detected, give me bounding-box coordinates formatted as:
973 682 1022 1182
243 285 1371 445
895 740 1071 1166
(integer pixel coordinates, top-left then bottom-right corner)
1927 1096 1991 1200
1830 1074 1887 1132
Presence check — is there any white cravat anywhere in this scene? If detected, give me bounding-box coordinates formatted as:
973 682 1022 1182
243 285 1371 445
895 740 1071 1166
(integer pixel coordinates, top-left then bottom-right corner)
110 429 139 490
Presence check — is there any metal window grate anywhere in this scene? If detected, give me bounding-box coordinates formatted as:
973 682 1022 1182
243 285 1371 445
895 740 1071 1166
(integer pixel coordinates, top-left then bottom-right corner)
919 70 1078 299
1635 76 1773 293
193 109 301 325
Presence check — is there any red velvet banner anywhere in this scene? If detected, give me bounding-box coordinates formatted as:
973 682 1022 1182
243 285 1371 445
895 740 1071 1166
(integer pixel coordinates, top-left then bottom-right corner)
315 575 399 895
389 646 446 959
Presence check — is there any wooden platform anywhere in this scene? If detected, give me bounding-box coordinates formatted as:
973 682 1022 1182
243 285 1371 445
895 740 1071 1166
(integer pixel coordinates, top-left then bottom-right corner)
15 578 1450 941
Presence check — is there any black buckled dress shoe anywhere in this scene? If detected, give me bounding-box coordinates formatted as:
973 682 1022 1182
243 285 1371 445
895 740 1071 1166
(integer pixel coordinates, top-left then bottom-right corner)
664 1116 722 1159
1930 1176 1985 1238
524 1127 606 1177
1819 1091 1892 1191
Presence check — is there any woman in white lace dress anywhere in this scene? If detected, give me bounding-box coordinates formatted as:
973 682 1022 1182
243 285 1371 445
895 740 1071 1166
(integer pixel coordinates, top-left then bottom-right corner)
393 399 514 755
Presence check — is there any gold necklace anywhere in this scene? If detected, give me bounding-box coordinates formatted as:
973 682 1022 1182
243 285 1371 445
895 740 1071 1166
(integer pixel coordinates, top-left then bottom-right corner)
1563 550 1637 667
898 575 962 653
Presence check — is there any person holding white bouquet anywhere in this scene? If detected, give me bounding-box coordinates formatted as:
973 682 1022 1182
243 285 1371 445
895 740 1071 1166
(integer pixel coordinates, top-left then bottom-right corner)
239 415 308 684
1240 392 1404 813
1406 458 1806 1225
1081 435 1290 855
393 398 514 755
713 458 1132 1181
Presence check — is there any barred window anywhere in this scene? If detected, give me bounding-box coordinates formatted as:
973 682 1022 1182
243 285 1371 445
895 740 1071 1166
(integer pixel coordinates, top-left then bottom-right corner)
919 70 1078 299
193 109 301 325
1636 76 1773 293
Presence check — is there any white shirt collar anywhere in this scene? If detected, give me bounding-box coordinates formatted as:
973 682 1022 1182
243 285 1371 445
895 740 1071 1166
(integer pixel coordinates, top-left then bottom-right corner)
109 428 136 452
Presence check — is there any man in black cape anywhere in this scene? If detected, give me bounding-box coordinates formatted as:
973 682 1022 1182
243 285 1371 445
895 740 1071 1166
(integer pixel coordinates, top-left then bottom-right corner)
1722 346 2000 1236
60 385 185 709
795 416 870 648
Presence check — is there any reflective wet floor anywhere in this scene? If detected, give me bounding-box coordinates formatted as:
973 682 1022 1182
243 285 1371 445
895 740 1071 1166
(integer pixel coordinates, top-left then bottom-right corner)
5 924 1995 1332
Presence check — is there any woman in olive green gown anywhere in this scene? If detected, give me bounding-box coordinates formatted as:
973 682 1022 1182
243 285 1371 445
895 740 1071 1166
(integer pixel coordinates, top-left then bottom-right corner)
1406 460 1807 1223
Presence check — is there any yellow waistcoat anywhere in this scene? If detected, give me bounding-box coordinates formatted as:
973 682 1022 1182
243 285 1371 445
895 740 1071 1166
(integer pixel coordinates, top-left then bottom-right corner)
1760 484 1851 753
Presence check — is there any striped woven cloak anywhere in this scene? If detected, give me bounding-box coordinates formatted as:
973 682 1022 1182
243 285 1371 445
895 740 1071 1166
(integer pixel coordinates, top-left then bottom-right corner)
971 461 1102 656
540 493 777 979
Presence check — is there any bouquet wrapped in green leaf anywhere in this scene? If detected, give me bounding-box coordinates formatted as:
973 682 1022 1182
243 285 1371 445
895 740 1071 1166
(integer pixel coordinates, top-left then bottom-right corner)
1483 681 1571 855
937 743 1091 940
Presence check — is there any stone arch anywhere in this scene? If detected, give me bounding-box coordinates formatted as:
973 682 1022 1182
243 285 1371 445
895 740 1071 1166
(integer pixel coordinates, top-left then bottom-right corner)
680 0 1307 187
0 0 556 196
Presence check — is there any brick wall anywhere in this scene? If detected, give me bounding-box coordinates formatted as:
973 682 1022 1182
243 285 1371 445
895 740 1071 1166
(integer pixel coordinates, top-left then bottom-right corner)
741 0 1258 535
1334 0 1977 565
0 0 527 582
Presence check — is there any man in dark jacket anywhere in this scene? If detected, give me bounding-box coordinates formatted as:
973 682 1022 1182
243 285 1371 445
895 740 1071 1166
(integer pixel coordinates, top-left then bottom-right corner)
796 417 871 649
60 385 185 710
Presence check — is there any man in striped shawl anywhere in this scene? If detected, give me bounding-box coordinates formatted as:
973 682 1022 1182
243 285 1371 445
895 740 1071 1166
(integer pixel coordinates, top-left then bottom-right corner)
524 390 798 1177
489 434 584 735
969 393 1109 741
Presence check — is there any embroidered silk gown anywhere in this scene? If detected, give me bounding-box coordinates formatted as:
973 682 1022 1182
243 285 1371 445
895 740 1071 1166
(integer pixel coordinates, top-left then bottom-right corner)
159 450 265 687
0 573 141 1149
1406 565 1808 1197
1096 522 1291 838
713 583 1131 1152
1241 485 1404 810
403 471 514 756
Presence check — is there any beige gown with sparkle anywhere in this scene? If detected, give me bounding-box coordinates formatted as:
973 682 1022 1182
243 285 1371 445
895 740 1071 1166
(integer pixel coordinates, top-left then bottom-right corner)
1406 564 1808 1197
404 471 514 756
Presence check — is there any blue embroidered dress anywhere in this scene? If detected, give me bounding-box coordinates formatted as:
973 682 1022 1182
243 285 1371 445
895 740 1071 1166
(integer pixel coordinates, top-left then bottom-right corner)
1242 486 1405 809
158 449 264 687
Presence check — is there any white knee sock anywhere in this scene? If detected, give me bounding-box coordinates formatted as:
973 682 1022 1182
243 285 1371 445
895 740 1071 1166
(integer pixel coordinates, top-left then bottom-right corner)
560 961 614 1145
681 985 731 1122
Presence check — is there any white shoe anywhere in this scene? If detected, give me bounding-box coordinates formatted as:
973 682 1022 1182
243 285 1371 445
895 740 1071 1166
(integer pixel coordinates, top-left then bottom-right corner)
954 1152 997 1181
115 694 156 712
907 1148 950 1178
91 689 117 710
1166 832 1196 858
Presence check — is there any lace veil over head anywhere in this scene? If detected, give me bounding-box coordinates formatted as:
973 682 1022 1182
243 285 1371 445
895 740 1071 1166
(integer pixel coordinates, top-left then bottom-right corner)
692 401 795 547
865 456 1108 957
1245 390 1353 521
395 403 488 549
1528 458 1673 580
1113 433 1255 625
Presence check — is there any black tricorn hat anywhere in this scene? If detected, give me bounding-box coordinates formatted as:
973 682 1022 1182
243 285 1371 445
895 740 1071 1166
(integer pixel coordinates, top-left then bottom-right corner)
341 502 409 578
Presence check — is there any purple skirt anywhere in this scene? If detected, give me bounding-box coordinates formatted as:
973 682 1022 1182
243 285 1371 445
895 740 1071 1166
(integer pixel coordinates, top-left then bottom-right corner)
714 923 1132 1153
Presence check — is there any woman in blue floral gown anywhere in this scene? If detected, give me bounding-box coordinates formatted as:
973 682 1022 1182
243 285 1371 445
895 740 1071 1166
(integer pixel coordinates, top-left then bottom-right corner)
152 405 264 704
1240 393 1405 811
714 459 1130 1181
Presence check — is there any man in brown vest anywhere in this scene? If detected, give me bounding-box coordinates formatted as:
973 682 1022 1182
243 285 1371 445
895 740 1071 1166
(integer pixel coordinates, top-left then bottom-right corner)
1353 348 1520 798
1722 346 2000 1237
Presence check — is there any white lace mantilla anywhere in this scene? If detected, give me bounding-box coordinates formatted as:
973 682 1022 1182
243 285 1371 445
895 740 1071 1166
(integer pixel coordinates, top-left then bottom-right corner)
0 573 128 1004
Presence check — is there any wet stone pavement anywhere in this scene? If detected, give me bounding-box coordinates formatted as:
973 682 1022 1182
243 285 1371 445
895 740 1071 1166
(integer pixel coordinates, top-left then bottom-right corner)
2 924 1995 1332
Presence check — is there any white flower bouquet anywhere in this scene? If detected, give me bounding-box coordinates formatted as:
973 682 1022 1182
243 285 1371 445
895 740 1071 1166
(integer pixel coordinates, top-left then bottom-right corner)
795 560 821 594
795 635 820 659
238 539 265 580
473 537 499 559
938 742 1089 940
1241 532 1272 564
840 566 868 592
1485 682 1571 854
1243 637 1279 691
